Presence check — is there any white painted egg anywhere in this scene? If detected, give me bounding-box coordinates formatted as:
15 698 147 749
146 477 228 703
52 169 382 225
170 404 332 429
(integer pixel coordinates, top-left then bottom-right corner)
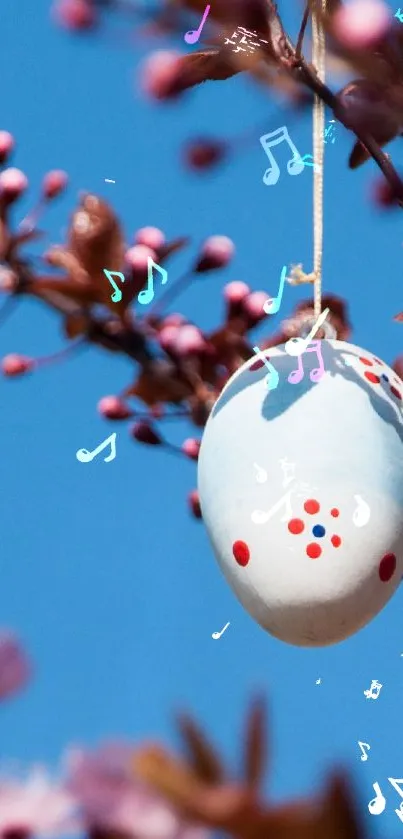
198 339 403 646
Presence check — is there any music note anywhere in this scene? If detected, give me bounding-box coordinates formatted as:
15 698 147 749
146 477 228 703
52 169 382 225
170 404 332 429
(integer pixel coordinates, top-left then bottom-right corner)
358 741 371 762
353 495 371 527
103 269 125 303
263 265 287 315
260 126 304 186
184 4 210 44
285 309 330 357
288 340 325 385
252 346 279 391
251 490 293 524
138 257 168 306
76 432 117 463
368 782 386 816
253 463 268 483
212 621 230 640
395 802 403 823
300 154 322 173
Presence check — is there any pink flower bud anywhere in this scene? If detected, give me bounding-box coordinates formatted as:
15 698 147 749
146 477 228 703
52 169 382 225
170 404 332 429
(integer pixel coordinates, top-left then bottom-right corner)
97 395 132 420
332 0 390 48
223 281 250 303
182 438 201 460
42 170 69 200
134 227 166 250
159 325 181 352
131 421 161 445
195 236 235 273
2 354 34 377
125 245 157 272
0 632 31 700
242 291 269 323
172 325 206 356
188 489 202 519
0 168 28 203
52 0 97 31
0 131 15 164
140 50 183 101
183 139 227 171
162 314 187 328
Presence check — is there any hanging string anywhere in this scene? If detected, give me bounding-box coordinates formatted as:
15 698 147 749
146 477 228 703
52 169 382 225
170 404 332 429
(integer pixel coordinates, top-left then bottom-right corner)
287 0 326 321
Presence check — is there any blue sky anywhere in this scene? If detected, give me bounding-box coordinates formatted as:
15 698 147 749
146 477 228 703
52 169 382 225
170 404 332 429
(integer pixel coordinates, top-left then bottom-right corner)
1 0 403 836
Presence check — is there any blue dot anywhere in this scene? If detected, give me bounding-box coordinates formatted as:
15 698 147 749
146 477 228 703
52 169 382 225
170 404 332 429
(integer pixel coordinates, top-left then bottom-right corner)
313 524 326 537
382 374 389 382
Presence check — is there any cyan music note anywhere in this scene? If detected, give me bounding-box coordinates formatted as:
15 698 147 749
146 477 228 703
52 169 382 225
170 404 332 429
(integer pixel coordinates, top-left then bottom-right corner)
260 126 304 187
138 257 168 306
103 269 125 303
252 346 279 391
263 265 287 315
288 340 325 385
76 432 116 463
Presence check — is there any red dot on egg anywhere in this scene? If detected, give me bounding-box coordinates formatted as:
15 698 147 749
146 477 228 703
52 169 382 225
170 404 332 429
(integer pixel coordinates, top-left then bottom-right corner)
364 371 380 384
373 357 383 365
390 386 402 400
233 540 250 566
359 357 373 366
304 499 320 515
331 535 341 548
330 508 340 517
307 543 322 559
249 358 265 371
378 552 396 582
288 518 305 535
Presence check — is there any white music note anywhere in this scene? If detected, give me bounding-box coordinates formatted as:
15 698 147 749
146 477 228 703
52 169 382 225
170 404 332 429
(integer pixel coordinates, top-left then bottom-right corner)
260 126 304 186
138 257 168 306
252 490 293 524
285 309 330 357
358 741 371 761
76 432 117 463
353 495 371 527
368 782 386 816
212 621 230 640
253 463 267 483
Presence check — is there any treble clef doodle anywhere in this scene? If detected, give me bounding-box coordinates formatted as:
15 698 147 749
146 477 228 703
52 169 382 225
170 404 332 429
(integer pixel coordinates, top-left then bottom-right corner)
260 126 305 186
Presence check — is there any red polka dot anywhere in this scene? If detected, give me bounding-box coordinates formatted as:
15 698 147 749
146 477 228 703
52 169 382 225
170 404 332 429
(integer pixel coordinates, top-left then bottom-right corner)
364 371 380 384
331 535 341 548
391 386 402 400
288 518 305 534
233 540 250 566
373 357 383 365
378 552 396 582
359 357 373 366
250 358 265 371
307 543 322 559
330 508 340 517
304 499 320 515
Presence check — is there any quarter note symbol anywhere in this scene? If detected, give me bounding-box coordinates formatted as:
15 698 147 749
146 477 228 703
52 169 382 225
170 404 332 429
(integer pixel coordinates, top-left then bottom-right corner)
104 269 125 303
368 782 386 816
353 495 371 527
212 621 230 640
285 308 330 357
260 126 304 187
263 265 287 315
184 4 210 44
76 432 117 463
288 340 325 385
252 346 279 391
138 257 168 306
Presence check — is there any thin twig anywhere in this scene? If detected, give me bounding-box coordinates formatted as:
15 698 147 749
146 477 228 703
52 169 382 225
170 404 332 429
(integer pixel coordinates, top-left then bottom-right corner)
296 2 311 58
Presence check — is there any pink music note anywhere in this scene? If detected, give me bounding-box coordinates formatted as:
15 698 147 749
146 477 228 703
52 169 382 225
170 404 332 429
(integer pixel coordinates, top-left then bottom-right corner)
288 340 325 385
260 126 305 186
184 4 210 44
138 257 168 306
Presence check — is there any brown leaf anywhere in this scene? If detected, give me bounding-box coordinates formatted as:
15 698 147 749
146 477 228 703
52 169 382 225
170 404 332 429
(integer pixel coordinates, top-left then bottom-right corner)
393 312 403 322
242 697 267 790
173 51 241 95
176 713 225 784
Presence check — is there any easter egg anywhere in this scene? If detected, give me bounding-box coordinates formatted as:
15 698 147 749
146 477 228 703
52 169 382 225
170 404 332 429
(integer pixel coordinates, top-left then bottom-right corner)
198 339 403 647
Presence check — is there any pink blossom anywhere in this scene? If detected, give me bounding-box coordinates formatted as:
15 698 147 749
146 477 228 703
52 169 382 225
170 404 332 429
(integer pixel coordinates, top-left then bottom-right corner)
0 632 31 701
332 0 390 48
0 132 15 164
0 769 77 838
158 325 181 352
65 743 208 839
42 170 69 200
188 490 202 519
0 169 28 203
1 355 34 377
134 227 166 250
181 439 201 460
223 281 250 303
97 396 132 420
125 245 157 272
195 236 235 273
140 51 183 101
52 0 96 31
172 325 206 356
242 291 269 322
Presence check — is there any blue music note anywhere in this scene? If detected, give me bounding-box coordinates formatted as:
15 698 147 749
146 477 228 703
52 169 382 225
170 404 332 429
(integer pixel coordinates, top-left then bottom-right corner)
253 346 279 391
138 257 168 306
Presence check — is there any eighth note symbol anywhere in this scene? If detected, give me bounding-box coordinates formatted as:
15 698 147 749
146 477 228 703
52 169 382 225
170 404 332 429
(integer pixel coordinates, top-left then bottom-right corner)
260 126 304 187
104 269 125 303
358 741 370 761
138 257 168 306
287 340 325 385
